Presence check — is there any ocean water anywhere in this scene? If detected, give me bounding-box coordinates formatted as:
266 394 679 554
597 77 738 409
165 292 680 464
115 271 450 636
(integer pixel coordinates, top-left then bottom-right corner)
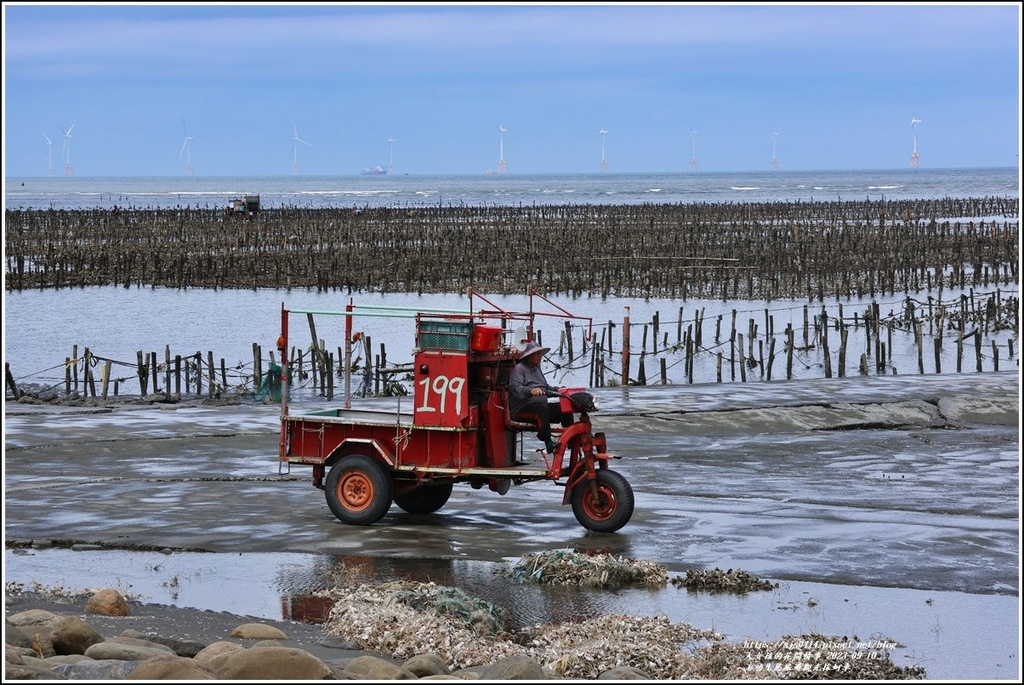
3 166 1019 212
3 167 1019 395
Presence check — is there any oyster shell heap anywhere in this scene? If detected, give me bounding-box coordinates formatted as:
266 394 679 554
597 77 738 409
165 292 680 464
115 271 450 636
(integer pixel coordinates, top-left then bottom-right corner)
505 549 669 587
318 579 722 678
671 567 779 594
506 550 777 596
319 580 523 669
316 553 926 679
319 579 924 679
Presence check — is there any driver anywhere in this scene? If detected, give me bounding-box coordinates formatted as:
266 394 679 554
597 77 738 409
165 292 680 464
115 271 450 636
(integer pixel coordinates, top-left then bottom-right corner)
508 341 573 453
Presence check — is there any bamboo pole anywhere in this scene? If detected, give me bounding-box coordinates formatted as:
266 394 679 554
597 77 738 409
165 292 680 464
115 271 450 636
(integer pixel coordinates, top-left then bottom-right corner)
101 360 111 400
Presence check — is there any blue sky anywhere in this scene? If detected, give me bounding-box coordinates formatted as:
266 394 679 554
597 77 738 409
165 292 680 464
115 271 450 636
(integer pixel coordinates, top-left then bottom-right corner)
2 2 1020 177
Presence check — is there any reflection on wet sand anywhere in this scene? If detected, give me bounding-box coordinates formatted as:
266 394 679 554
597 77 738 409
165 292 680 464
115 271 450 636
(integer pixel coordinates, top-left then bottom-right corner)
277 554 614 632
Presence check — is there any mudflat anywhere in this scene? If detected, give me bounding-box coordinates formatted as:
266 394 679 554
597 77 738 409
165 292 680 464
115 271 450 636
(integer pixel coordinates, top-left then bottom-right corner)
4 371 1020 680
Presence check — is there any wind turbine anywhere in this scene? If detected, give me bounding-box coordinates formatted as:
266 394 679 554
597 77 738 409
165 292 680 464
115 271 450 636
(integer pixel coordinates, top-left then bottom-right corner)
59 124 75 176
387 137 395 173
291 121 311 174
496 124 508 174
43 133 54 176
770 129 779 171
180 121 194 176
599 128 608 172
910 118 921 168
689 129 698 172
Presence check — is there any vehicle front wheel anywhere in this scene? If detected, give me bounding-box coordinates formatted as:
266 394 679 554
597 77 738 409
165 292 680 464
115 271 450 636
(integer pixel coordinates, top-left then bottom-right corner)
393 482 453 514
570 469 634 533
325 455 393 525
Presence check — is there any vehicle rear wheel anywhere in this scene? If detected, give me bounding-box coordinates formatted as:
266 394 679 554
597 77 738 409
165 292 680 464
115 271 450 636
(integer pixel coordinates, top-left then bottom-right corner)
393 482 453 514
325 455 393 525
570 469 634 533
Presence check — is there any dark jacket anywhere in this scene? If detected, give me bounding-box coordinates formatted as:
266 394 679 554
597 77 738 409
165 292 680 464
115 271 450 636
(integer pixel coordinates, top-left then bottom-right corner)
508 361 556 416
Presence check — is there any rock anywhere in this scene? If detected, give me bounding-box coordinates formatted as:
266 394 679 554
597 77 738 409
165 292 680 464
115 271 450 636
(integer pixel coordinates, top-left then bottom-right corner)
84 641 174 661
403 652 452 677
44 654 93 665
252 638 286 648
17 654 53 669
84 588 131 617
5 623 34 648
5 644 26 665
6 609 63 629
127 654 217 680
229 622 289 640
52 658 144 680
49 616 105 655
103 636 176 654
476 654 549 680
599 665 652 679
215 646 334 680
3 662 66 679
342 654 418 680
119 629 206 658
193 640 244 672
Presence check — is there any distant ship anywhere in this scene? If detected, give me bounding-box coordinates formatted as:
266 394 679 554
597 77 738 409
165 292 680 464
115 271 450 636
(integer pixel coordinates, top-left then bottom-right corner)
361 166 388 176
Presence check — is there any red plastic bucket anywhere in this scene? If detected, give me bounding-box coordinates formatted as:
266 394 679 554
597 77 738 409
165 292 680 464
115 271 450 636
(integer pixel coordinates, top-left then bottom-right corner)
470 325 503 352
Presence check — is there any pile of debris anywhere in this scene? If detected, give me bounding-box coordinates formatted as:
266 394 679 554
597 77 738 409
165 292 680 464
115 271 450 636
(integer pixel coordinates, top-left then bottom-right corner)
318 577 924 679
505 549 668 587
320 580 523 669
520 613 723 679
318 579 724 678
671 567 779 594
692 633 927 680
505 549 778 595
314 552 924 679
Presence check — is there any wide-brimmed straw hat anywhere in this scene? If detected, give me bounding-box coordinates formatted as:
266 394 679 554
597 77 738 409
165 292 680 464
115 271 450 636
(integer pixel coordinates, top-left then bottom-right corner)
520 341 550 358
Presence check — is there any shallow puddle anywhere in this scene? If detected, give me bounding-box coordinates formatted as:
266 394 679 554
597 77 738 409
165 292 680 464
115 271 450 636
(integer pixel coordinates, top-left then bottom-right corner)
5 546 1017 681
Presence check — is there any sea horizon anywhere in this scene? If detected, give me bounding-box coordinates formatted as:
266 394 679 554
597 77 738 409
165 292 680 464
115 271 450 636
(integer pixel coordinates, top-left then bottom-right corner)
5 164 1018 179
4 166 1019 212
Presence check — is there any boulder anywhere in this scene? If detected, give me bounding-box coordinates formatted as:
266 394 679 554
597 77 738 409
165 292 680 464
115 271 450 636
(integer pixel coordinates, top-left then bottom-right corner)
49 616 105 655
342 654 418 680
127 654 217 680
215 646 334 680
229 622 289 640
119 629 205 658
6 609 62 629
477 654 549 680
84 588 130 617
5 622 34 648
52 659 143 680
3 662 66 680
84 641 174 661
5 644 26 665
103 636 175 655
193 640 244 672
44 654 93 665
598 665 653 679
403 652 452 677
